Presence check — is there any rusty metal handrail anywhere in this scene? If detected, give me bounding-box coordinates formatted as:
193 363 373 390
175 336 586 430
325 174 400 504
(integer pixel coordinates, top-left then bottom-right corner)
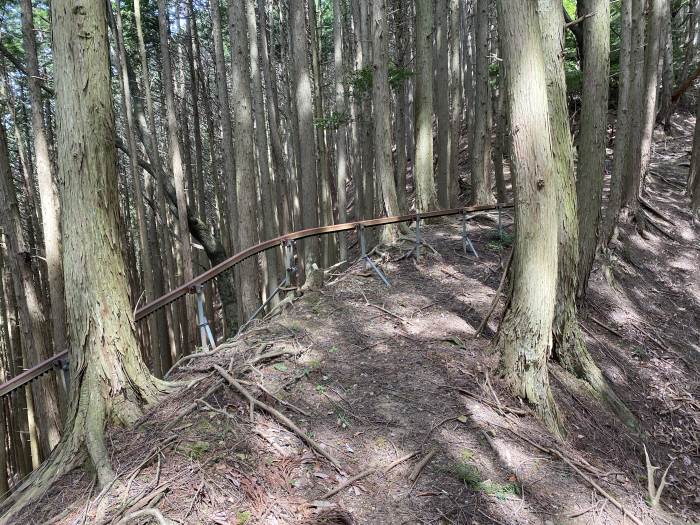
0 202 512 398
0 351 68 398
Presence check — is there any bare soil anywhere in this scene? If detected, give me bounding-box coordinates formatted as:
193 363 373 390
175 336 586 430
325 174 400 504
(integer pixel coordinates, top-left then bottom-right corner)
19 124 699 525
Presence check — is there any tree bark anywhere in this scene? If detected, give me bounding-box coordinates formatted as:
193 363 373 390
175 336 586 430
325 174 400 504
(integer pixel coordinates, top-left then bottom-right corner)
290 0 320 272
228 0 261 319
1 1 168 517
112 0 161 376
334 0 349 257
157 0 194 352
414 0 439 212
0 110 62 460
449 0 463 207
308 0 336 266
576 0 610 296
602 0 633 246
133 0 173 369
471 0 495 205
436 0 451 208
19 0 67 364
495 0 564 438
246 0 281 306
372 0 403 243
539 0 637 431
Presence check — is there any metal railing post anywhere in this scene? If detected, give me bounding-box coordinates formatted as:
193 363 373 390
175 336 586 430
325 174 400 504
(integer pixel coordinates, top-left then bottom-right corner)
415 213 422 260
462 210 478 258
358 224 390 287
196 285 216 351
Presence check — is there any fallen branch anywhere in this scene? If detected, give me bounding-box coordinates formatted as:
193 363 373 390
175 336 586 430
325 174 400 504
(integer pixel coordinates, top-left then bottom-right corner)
475 249 513 337
239 378 311 417
213 364 343 469
322 467 377 499
408 450 437 483
114 508 177 525
322 453 415 499
553 450 644 525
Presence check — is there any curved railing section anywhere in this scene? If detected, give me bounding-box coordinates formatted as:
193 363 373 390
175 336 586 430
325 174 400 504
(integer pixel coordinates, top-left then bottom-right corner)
0 202 513 398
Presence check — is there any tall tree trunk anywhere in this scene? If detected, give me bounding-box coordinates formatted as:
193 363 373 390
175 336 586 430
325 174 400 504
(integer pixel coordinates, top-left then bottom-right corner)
602 0 633 246
436 0 451 208
373 0 403 242
290 0 320 273
414 0 439 212
209 0 240 333
334 0 349 258
495 0 564 438
308 0 336 266
258 0 291 236
112 0 161 376
246 0 280 306
228 0 261 318
576 0 610 296
623 0 662 224
621 0 646 221
657 0 674 131
1 1 169 517
449 0 463 206
19 0 67 362
688 80 700 221
471 0 495 205
157 0 193 352
0 113 62 460
133 0 173 369
539 0 637 431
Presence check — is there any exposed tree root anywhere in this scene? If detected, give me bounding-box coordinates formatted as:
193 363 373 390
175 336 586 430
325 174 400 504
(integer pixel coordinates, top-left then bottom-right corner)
0 363 167 524
554 317 640 433
495 310 566 440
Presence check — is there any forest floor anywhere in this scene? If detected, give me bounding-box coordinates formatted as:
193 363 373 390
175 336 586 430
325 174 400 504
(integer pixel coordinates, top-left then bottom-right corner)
21 124 700 525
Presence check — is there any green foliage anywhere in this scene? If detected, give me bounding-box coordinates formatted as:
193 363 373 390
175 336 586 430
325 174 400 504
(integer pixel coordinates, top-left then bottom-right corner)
452 460 520 501
181 440 210 460
486 232 514 252
389 64 414 89
314 111 350 130
236 510 252 524
347 63 414 102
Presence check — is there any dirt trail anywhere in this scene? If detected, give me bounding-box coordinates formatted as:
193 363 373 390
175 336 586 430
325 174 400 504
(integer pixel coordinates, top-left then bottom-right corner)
22 126 699 524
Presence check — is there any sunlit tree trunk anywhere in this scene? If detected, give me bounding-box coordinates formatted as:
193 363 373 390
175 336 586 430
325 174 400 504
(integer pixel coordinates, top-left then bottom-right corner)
414 0 438 212
112 0 161 376
334 0 349 257
495 0 563 438
539 0 637 431
471 0 495 205
602 0 632 246
449 0 463 206
308 0 336 266
373 0 403 242
157 0 193 352
576 0 610 295
19 0 67 364
246 0 280 307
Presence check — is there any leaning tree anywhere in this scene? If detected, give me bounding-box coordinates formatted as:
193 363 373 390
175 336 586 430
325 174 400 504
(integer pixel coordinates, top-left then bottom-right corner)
1 0 169 520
